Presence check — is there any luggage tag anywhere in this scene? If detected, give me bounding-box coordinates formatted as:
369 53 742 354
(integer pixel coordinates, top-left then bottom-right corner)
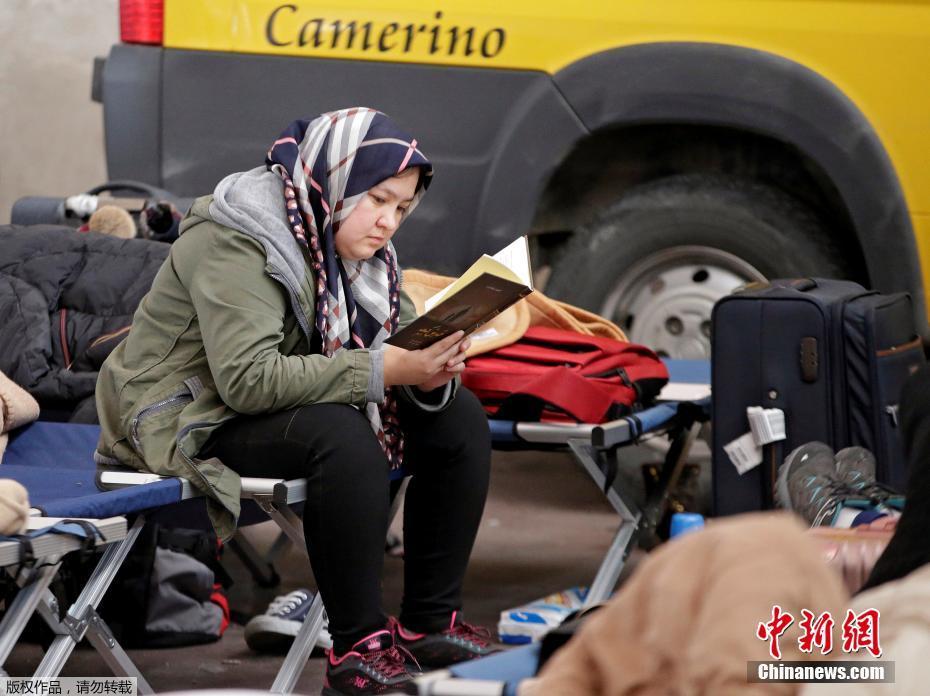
747 406 786 445
724 407 786 475
724 432 763 475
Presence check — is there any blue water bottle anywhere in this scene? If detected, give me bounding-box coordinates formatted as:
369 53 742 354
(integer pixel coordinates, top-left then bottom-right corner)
669 512 705 539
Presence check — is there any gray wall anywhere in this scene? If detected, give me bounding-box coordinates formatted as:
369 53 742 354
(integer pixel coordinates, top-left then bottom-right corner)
1 0 118 223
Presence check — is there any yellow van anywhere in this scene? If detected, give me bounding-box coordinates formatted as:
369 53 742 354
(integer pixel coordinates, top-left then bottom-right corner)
94 1 930 357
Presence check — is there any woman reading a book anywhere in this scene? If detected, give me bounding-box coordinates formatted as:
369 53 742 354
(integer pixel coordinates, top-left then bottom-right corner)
94 108 494 695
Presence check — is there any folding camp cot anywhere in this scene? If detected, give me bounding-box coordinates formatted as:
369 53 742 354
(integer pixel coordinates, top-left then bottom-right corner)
487 359 710 606
0 421 325 694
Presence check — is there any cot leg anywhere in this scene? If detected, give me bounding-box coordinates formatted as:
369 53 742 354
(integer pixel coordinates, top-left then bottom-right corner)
568 440 640 520
254 495 330 692
258 500 305 548
34 517 145 680
265 529 292 563
34 589 68 635
270 592 326 693
569 420 702 607
227 531 281 588
85 612 154 693
0 563 62 666
584 522 638 607
388 476 409 526
568 439 641 607
638 422 701 540
247 484 337 690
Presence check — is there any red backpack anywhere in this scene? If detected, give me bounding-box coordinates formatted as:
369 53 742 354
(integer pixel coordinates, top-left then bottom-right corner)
462 326 669 423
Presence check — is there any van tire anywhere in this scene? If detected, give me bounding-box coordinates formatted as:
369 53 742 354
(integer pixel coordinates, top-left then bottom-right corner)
545 174 850 358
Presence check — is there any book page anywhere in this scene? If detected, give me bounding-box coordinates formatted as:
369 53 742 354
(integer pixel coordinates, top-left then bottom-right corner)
424 255 524 312
491 236 532 288
424 278 457 312
424 236 531 311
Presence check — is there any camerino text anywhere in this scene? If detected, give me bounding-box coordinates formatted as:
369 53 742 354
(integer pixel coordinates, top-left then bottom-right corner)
265 6 507 59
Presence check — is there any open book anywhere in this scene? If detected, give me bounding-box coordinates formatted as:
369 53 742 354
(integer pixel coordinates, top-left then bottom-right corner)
387 236 534 350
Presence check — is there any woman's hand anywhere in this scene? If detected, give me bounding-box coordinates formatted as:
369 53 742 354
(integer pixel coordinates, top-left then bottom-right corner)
383 331 470 389
416 335 471 392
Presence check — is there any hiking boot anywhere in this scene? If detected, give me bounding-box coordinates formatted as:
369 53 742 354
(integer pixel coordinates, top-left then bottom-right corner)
392 612 499 669
835 447 905 508
244 589 332 653
323 629 419 695
776 442 847 526
834 446 877 493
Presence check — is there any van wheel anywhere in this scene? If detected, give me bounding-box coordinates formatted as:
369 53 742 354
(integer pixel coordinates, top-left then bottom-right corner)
545 175 850 358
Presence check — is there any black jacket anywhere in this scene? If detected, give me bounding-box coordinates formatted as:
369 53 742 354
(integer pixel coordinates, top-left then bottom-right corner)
0 225 168 420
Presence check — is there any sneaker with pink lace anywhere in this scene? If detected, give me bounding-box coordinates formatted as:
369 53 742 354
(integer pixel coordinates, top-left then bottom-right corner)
392 612 499 669
322 628 419 695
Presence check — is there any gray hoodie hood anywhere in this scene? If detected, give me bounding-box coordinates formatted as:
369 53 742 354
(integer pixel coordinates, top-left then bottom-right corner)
209 166 313 336
210 167 305 289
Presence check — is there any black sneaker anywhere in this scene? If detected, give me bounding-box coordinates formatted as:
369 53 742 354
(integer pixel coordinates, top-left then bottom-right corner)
392 612 498 669
323 628 418 695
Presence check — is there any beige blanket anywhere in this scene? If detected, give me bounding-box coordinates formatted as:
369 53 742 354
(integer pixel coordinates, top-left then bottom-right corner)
0 370 40 462
521 513 849 696
0 371 38 534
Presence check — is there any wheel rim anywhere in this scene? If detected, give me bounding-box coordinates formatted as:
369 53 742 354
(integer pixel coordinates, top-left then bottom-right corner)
600 245 767 359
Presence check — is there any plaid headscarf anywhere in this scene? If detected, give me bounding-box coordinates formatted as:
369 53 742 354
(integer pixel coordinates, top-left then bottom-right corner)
266 108 432 469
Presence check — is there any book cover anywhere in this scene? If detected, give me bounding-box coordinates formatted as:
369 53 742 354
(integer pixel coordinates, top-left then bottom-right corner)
387 237 534 350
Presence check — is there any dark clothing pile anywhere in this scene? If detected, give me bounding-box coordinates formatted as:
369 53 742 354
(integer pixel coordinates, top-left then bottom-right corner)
0 225 168 421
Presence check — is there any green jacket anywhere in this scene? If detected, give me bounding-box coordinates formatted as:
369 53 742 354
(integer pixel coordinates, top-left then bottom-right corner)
95 193 440 539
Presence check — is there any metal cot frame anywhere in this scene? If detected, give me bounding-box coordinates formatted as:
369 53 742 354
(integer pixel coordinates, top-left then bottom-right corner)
0 516 129 679
489 398 707 607
0 467 325 694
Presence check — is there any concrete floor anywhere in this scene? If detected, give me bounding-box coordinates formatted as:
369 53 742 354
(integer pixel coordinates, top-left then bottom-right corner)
5 447 670 694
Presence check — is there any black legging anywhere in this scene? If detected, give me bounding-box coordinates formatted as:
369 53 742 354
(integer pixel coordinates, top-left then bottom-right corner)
201 387 491 653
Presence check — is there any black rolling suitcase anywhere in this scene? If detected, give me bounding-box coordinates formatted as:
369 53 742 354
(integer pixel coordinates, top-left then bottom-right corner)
712 278 925 516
